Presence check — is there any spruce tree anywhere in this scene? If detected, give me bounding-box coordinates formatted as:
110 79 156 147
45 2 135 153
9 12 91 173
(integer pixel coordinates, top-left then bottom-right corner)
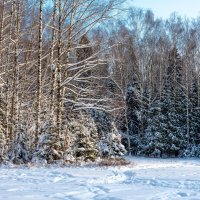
184 79 200 157
171 47 187 155
10 127 29 164
160 47 187 156
139 87 150 153
34 123 64 163
92 110 112 156
91 110 126 157
126 81 141 155
143 99 165 157
70 117 99 162
109 123 127 156
189 79 200 144
143 47 187 157
76 34 93 78
141 88 150 136
160 79 175 156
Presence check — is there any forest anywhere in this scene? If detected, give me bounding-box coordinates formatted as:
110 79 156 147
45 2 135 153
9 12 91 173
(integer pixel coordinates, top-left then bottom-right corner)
0 0 200 164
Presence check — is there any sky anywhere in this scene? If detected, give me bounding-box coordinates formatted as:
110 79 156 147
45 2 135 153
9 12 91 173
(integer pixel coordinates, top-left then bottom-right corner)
126 0 200 19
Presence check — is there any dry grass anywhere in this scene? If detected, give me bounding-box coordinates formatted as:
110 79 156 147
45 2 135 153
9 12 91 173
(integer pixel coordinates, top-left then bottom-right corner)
98 157 130 167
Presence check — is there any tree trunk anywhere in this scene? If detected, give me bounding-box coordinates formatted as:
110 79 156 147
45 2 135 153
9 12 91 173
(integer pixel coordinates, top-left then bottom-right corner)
36 0 43 146
50 0 57 126
56 0 62 137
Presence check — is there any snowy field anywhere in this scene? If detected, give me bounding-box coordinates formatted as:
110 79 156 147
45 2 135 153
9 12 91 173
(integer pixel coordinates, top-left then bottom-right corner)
0 157 200 200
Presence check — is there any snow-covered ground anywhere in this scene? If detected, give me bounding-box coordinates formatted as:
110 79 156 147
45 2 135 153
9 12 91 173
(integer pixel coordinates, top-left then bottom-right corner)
1 157 200 200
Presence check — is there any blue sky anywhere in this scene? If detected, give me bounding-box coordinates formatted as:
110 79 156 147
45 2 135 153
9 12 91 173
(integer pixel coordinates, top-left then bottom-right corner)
126 0 200 19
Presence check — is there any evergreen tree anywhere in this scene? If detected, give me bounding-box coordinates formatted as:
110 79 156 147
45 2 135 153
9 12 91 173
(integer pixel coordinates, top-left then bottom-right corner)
159 47 187 156
83 116 100 161
141 88 150 136
108 123 127 156
184 79 200 157
139 87 150 153
34 123 64 163
69 117 99 162
170 47 187 155
76 34 93 77
143 99 165 157
91 110 126 157
92 110 112 156
143 47 187 157
160 79 175 156
189 79 200 144
9 127 29 164
126 81 141 155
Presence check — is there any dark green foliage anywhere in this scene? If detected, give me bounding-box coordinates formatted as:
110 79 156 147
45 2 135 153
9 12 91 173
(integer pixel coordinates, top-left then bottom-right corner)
35 123 64 163
91 110 126 157
189 79 200 145
143 99 165 157
110 123 127 156
69 118 99 162
125 82 141 154
91 110 112 156
141 47 188 157
11 128 29 164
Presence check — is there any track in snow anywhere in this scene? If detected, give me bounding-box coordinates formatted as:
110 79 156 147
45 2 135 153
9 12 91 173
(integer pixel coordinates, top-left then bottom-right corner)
0 157 200 200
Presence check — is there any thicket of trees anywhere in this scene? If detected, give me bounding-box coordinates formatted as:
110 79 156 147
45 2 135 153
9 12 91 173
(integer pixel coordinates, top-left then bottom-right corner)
0 1 200 164
107 8 200 157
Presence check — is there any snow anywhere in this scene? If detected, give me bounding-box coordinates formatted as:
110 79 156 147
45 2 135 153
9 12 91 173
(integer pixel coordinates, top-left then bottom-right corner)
1 157 200 200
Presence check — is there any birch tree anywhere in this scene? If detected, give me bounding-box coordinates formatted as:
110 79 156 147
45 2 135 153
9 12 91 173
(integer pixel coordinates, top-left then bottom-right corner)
36 0 43 146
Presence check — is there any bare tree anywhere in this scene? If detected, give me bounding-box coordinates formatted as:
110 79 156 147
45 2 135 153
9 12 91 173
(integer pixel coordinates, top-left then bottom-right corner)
36 0 43 145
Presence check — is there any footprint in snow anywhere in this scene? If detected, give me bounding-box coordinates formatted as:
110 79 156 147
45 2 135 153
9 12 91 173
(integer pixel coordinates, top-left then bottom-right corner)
123 170 136 182
123 170 135 177
177 192 189 197
95 185 110 193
